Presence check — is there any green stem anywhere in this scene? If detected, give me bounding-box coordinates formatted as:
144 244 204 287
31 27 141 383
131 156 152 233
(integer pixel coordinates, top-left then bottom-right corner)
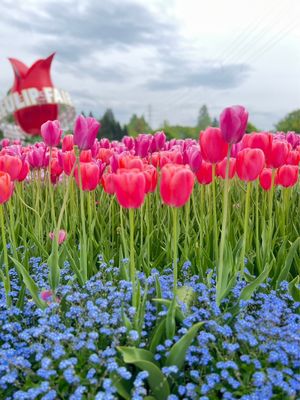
217 144 232 304
212 163 218 261
241 182 252 275
0 205 11 307
255 181 262 273
172 207 178 293
129 208 136 307
48 147 56 223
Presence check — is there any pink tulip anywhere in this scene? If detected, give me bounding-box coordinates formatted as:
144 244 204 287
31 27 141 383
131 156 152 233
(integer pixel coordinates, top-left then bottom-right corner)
74 115 100 150
49 229 66 244
220 105 248 144
41 120 62 147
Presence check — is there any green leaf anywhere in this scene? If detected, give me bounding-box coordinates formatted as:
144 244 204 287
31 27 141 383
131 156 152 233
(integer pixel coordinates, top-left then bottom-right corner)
9 256 46 309
110 371 132 400
166 321 205 370
288 276 300 302
152 298 185 322
149 319 166 354
118 346 170 400
239 263 272 301
118 347 155 364
276 237 300 287
166 297 176 339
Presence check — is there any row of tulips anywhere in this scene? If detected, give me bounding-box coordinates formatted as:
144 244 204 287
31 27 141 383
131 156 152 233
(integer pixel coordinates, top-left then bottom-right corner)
0 107 299 308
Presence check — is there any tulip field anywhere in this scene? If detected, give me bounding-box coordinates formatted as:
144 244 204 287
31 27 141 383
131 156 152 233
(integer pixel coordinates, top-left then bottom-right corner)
0 107 300 399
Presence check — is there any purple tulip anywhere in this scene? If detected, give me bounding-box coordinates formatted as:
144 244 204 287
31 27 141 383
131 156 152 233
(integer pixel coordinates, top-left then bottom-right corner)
74 115 100 150
220 105 248 144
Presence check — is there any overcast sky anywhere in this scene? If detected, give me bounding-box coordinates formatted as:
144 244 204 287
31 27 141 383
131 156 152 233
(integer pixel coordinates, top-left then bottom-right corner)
0 0 300 130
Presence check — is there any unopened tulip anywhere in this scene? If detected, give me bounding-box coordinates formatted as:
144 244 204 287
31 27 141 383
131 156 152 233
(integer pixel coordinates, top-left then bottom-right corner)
276 165 299 188
160 164 194 207
268 140 289 168
259 168 272 191
220 105 248 144
236 148 265 181
101 171 116 194
74 115 100 150
286 150 299 166
41 120 62 147
0 171 13 204
49 229 67 244
241 132 273 161
122 136 135 151
135 134 152 158
17 159 30 182
143 165 158 193
195 161 213 184
75 162 100 191
59 151 76 176
28 145 49 169
113 169 146 208
0 155 22 181
186 145 202 173
199 127 228 164
216 157 236 179
62 134 74 151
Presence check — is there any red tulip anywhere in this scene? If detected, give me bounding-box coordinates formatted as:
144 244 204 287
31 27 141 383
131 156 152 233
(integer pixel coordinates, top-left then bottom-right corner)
276 165 298 188
80 150 93 163
41 120 62 147
216 157 236 179
236 148 265 181
0 171 13 204
259 168 272 191
101 171 116 194
199 127 228 164
286 150 299 166
241 132 273 160
160 164 194 207
119 156 144 170
60 150 76 176
143 165 158 193
267 140 290 168
195 161 213 184
62 135 74 151
0 154 22 181
17 159 30 182
75 162 100 191
220 105 248 144
159 151 183 168
113 169 146 208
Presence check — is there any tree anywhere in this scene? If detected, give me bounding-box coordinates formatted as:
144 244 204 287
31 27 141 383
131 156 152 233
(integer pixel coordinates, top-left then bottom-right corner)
275 109 300 132
246 121 259 133
127 114 151 136
211 117 219 127
100 109 125 141
197 105 211 130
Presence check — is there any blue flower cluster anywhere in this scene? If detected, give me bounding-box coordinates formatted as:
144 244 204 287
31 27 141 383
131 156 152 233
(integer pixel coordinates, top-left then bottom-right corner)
0 257 299 399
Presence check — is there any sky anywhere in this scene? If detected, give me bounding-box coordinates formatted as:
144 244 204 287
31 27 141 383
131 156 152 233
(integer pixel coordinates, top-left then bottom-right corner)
0 0 299 130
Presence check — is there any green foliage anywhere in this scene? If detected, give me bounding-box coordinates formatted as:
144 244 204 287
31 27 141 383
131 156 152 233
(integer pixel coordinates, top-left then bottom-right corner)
127 114 151 137
275 109 300 132
246 121 259 133
100 108 126 141
197 104 211 130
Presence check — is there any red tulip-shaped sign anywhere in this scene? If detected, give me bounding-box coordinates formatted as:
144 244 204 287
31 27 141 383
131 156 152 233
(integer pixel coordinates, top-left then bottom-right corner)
9 54 58 135
0 53 73 136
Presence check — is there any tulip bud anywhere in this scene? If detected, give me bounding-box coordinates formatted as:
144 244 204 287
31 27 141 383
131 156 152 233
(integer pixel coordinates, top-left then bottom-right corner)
160 164 194 207
220 105 248 144
74 115 100 150
41 120 62 147
113 169 146 208
276 165 298 188
199 127 229 164
236 148 265 181
0 171 14 204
